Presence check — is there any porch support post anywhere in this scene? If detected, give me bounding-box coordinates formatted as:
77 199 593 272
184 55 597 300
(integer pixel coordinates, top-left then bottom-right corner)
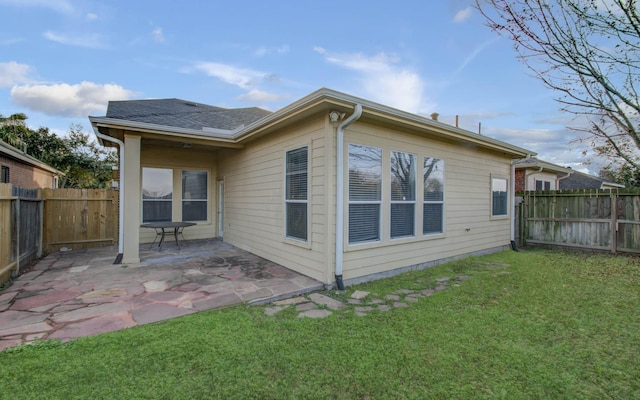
122 134 141 263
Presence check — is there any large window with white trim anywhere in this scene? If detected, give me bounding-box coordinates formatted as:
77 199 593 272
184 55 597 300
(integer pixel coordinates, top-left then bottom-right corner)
285 146 308 241
142 167 173 222
348 144 382 244
182 170 208 221
423 157 444 234
390 151 416 238
491 177 508 216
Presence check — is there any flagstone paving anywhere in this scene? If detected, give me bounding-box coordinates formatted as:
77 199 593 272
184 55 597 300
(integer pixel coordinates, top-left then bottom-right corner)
264 275 472 319
0 239 322 351
0 234 477 351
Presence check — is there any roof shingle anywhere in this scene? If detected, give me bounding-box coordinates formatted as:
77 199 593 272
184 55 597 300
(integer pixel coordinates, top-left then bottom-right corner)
106 98 272 131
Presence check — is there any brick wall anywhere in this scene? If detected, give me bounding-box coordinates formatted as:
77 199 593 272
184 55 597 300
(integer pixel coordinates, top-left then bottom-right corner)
515 169 526 192
0 155 57 189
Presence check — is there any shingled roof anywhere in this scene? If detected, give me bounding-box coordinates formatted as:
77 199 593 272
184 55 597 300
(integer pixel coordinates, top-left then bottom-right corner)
559 170 624 190
105 98 272 131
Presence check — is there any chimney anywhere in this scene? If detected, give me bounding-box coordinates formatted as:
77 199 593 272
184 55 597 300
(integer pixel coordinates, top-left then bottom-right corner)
430 112 439 121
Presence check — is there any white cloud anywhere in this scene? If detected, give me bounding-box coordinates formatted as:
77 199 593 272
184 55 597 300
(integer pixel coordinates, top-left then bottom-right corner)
0 0 74 14
314 48 433 114
10 81 136 117
191 62 270 89
0 61 33 87
453 7 473 22
237 89 289 103
0 37 23 46
43 31 107 48
254 44 290 57
86 12 98 20
151 27 165 43
452 38 498 76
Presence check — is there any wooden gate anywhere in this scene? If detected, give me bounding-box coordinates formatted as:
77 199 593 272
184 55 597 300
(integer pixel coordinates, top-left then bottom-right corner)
42 188 118 254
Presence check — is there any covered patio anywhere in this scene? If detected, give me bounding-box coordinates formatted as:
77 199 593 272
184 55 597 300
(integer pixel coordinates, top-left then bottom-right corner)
0 239 322 350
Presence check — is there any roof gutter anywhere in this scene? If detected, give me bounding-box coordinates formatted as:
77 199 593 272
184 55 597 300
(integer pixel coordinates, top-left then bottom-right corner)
91 124 125 264
335 104 362 290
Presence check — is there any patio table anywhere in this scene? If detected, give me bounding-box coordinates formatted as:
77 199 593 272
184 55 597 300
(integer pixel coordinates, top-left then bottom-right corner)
140 221 196 250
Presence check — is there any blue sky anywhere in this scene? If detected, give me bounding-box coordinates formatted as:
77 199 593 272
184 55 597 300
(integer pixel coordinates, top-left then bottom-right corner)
0 0 599 172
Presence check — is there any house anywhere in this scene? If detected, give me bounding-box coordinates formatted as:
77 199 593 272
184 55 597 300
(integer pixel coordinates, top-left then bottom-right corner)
514 157 572 191
0 139 61 189
559 170 624 190
89 88 534 288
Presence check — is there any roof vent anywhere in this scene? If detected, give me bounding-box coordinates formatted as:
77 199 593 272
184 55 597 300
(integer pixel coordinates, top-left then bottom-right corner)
184 102 199 107
430 112 439 121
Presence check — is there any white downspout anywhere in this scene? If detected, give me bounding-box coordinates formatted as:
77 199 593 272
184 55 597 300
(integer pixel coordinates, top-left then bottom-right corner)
511 156 535 251
91 126 125 263
510 161 517 247
557 171 573 189
335 104 362 290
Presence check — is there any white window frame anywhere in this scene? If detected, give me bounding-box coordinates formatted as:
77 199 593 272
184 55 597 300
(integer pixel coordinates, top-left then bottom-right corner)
348 143 382 245
423 157 445 235
284 146 309 243
142 167 173 223
491 175 509 218
390 151 416 239
181 170 209 222
141 166 211 224
535 179 551 191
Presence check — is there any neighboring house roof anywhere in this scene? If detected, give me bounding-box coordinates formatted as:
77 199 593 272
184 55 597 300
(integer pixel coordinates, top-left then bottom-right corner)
90 88 536 158
559 170 624 190
0 139 63 175
106 98 272 131
513 157 572 174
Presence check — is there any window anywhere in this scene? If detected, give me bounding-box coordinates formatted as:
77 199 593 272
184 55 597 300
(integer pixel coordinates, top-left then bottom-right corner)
182 171 208 221
535 180 551 191
0 166 8 183
285 147 308 241
349 144 382 244
142 167 172 222
423 157 444 234
391 151 416 238
491 177 508 216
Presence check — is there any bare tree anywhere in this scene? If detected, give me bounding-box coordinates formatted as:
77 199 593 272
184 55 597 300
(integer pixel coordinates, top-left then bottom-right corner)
475 0 640 170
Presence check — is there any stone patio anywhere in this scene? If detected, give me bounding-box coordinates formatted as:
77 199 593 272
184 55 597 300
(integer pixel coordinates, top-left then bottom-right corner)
0 238 322 350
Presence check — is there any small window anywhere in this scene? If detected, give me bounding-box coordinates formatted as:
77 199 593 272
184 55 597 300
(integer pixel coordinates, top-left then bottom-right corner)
424 157 444 234
535 180 551 191
0 166 9 183
142 167 173 222
182 170 208 221
390 151 416 238
348 144 382 244
285 147 308 241
491 177 508 216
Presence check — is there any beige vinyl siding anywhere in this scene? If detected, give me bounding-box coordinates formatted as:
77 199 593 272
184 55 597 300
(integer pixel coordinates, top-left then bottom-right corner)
218 116 329 282
138 144 217 243
341 122 512 280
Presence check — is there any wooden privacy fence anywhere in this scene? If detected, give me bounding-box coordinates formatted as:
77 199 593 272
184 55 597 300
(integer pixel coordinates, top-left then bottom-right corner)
42 188 118 254
0 186 118 284
519 189 640 253
0 183 14 284
0 184 43 284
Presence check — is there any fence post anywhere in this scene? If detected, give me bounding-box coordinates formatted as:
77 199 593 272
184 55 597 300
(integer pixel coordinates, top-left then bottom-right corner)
37 195 43 258
14 195 20 276
611 192 617 254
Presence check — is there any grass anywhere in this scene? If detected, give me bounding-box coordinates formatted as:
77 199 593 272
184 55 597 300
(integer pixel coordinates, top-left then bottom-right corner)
1 248 639 399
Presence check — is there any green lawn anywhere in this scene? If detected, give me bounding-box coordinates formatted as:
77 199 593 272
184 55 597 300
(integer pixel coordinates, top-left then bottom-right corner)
1 249 639 399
